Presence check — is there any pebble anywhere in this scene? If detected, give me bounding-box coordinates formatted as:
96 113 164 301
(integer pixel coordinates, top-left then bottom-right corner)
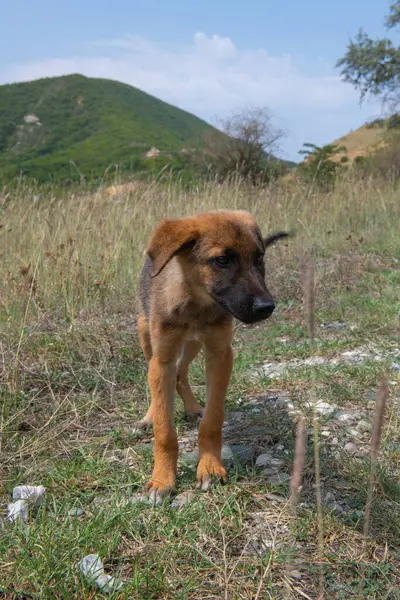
321 431 331 437
171 491 196 510
321 322 346 329
69 508 85 517
290 570 302 580
261 468 277 476
357 420 372 434
221 444 254 465
350 429 362 437
267 473 290 485
270 458 284 467
344 442 357 454
337 412 356 424
255 453 273 469
181 450 199 467
91 496 110 506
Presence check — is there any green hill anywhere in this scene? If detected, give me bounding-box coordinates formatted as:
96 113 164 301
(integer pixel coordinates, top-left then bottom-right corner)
0 74 218 183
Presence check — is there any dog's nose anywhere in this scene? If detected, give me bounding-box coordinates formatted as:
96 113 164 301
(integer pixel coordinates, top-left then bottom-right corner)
253 298 275 319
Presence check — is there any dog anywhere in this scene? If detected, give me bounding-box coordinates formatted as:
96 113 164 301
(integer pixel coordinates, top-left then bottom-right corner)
136 209 290 502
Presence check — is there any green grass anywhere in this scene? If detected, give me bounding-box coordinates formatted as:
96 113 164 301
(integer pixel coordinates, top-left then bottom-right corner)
1 173 400 598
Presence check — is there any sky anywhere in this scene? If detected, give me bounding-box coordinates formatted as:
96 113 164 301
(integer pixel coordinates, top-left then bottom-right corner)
1 0 388 161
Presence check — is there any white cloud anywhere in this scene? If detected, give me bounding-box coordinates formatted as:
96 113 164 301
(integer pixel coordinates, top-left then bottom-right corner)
0 32 380 160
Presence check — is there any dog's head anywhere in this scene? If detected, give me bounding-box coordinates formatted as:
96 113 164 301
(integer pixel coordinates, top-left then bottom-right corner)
146 210 291 324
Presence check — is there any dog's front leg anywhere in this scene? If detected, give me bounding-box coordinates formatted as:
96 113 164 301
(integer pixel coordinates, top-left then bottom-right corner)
145 326 184 503
197 321 233 490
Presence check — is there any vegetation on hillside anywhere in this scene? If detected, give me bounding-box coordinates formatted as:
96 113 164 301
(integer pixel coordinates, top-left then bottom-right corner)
297 142 348 189
0 74 219 183
0 75 293 185
201 107 291 185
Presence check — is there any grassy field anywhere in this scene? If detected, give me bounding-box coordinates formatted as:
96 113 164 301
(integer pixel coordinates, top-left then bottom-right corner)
0 173 399 599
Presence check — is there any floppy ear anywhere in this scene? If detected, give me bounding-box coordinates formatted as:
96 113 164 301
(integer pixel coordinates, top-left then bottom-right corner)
146 218 199 277
264 231 293 248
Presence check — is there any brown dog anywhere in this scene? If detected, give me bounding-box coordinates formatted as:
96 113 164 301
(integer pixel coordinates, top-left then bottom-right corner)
137 209 289 502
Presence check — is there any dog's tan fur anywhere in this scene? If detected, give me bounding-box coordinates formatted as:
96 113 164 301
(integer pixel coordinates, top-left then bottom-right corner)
137 209 289 501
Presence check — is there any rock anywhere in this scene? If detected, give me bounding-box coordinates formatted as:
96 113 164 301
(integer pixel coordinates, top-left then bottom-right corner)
321 322 346 329
126 494 156 506
265 492 286 503
270 458 284 468
332 437 339 445
261 468 277 477
267 473 290 485
222 444 254 465
357 420 372 434
350 429 361 437
344 442 357 454
91 495 111 507
171 491 196 510
290 570 302 580
321 431 331 438
247 425 275 437
324 491 336 507
306 400 336 417
255 452 273 469
181 450 199 467
69 508 85 517
336 412 356 424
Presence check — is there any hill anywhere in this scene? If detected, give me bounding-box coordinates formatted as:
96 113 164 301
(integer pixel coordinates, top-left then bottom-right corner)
0 74 221 183
329 119 387 162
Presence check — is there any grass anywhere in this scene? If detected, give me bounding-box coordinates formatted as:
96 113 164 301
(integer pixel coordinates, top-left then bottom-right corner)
0 171 400 598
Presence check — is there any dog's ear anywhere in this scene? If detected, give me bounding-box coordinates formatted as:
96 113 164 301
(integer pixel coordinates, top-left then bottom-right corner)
264 231 293 248
146 218 199 277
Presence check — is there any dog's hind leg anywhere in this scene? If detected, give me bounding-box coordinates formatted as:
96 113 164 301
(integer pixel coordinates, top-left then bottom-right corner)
176 341 204 419
136 313 154 428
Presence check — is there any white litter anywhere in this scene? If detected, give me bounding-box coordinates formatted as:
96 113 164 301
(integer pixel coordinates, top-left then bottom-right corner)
7 485 46 522
12 485 46 505
77 553 123 594
7 499 29 522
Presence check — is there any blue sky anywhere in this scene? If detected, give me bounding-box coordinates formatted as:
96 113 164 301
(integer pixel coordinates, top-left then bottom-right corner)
1 0 387 161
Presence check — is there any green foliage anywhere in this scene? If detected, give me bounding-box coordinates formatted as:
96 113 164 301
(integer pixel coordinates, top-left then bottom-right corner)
296 143 348 189
337 1 400 108
0 74 217 183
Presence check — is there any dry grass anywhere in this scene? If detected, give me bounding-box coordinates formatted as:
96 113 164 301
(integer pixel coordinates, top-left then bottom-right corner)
0 172 400 599
1 173 398 326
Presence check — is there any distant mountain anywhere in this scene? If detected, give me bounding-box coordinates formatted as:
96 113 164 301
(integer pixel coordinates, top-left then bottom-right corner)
0 74 295 183
0 74 221 182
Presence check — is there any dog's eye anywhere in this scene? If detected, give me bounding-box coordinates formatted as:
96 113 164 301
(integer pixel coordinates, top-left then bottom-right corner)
213 255 231 267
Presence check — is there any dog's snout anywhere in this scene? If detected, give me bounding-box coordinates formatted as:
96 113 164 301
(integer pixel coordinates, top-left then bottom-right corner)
253 297 275 319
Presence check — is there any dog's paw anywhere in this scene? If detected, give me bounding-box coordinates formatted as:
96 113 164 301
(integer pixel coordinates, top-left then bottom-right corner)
144 480 173 504
185 404 204 422
130 419 153 435
196 454 227 491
